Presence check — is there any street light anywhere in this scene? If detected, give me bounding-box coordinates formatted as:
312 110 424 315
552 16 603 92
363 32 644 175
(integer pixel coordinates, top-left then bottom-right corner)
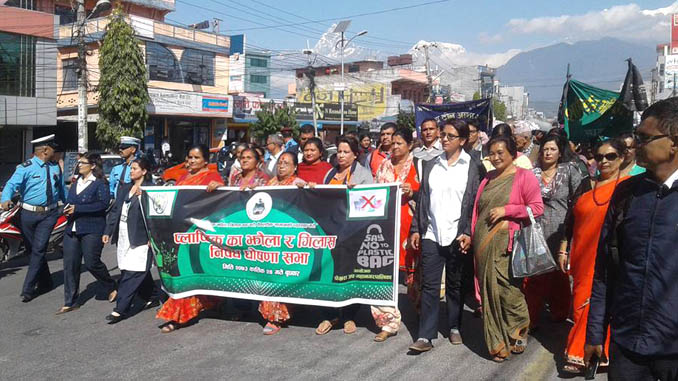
333 20 367 135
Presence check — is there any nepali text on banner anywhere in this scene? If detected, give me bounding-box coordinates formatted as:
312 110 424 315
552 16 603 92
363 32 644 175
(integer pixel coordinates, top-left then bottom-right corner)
140 184 401 308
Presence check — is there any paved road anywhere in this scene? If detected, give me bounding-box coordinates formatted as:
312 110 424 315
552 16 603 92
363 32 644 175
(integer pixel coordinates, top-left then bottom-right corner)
0 245 606 380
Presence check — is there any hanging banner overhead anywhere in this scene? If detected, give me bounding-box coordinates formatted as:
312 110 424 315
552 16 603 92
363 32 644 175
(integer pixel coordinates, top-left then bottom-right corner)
141 185 401 307
415 99 494 134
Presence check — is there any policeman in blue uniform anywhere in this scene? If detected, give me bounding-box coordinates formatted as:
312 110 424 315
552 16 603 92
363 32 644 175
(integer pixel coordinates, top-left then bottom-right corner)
109 136 140 197
1 135 67 302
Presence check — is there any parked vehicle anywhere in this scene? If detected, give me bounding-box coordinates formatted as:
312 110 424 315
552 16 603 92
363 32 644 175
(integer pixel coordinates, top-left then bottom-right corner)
0 202 67 264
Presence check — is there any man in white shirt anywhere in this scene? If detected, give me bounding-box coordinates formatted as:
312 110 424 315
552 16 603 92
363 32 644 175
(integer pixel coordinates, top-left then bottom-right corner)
265 133 284 176
408 119 485 353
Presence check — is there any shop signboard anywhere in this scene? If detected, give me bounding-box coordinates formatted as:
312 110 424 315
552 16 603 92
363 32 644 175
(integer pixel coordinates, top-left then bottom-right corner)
148 89 233 117
293 102 358 121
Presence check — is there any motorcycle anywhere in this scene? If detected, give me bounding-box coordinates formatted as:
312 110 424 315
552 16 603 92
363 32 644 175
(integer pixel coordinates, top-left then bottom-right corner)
0 203 67 264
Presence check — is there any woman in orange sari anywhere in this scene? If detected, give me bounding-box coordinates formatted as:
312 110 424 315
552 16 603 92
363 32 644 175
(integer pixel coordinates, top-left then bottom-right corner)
156 144 225 333
370 128 420 342
257 152 305 335
561 138 630 373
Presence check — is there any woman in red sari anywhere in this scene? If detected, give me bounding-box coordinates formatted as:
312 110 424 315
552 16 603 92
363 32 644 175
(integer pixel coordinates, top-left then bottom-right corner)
561 139 630 374
297 137 332 184
157 144 225 333
371 128 421 342
257 152 306 335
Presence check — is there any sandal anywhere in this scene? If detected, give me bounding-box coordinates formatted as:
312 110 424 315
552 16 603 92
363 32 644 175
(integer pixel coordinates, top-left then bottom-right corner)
491 355 508 363
315 318 339 335
510 337 527 354
160 322 177 333
262 322 281 336
343 320 357 334
562 363 584 374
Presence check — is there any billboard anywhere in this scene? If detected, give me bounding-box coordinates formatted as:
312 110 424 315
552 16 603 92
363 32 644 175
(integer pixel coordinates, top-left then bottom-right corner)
297 83 392 121
664 54 678 90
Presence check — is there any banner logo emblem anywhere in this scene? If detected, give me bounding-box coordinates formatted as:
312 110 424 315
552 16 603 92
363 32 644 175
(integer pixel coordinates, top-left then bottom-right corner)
146 190 177 218
246 192 273 221
347 187 389 220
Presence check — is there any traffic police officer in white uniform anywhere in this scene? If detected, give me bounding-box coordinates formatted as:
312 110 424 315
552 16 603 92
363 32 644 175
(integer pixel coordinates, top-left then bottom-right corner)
109 136 140 197
1 135 67 302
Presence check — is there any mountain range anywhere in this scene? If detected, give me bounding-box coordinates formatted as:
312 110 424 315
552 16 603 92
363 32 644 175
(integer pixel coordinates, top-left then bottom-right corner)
497 38 656 117
301 26 658 118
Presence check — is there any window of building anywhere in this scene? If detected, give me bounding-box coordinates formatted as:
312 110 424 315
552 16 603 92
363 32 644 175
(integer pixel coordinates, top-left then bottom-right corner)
348 65 360 73
146 41 182 83
62 58 78 91
181 48 215 86
250 74 267 84
249 57 268 68
0 31 36 97
3 0 37 10
55 5 77 25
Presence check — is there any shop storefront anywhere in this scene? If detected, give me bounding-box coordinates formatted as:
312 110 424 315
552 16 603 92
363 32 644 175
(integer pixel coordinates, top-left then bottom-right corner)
147 89 234 159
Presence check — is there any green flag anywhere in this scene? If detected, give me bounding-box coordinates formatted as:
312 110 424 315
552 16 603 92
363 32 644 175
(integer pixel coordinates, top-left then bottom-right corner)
562 79 633 143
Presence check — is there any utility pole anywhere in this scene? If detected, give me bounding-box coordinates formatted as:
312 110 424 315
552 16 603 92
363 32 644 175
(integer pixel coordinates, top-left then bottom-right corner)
75 0 111 153
303 41 318 136
415 42 437 103
340 30 346 135
76 0 88 152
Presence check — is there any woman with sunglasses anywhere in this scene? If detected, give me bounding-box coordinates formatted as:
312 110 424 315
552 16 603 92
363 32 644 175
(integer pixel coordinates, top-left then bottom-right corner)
58 153 116 315
561 138 630 374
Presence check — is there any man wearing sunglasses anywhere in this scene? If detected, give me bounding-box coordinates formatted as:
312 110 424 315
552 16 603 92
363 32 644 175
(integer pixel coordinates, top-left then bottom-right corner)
585 97 678 380
109 136 140 198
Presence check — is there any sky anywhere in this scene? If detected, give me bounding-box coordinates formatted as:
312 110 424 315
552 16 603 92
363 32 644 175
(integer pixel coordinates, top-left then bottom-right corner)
169 0 678 95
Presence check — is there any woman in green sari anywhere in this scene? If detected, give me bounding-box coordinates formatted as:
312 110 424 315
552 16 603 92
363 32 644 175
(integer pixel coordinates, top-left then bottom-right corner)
471 136 544 362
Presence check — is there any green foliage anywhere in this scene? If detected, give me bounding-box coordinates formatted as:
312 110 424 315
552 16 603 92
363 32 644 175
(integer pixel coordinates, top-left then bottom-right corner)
397 109 415 132
493 99 507 121
472 91 481 100
97 8 149 150
249 102 298 141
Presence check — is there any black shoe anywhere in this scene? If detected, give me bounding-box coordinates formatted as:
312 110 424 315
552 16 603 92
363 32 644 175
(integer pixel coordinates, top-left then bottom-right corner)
20 293 35 303
106 313 124 325
143 299 161 310
409 339 433 353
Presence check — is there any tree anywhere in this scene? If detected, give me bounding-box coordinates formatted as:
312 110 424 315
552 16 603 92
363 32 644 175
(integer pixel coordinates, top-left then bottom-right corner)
97 7 149 150
249 102 297 141
492 99 507 121
397 109 415 132
472 91 481 100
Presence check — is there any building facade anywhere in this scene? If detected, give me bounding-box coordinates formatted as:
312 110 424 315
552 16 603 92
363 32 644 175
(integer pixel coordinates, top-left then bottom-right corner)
49 0 232 159
0 1 57 181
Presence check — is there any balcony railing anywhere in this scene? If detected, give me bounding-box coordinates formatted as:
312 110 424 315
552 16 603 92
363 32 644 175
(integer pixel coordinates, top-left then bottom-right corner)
57 15 229 49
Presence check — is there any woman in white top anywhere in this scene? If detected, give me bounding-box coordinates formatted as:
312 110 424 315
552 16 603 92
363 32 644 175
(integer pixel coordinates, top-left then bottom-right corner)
103 158 160 324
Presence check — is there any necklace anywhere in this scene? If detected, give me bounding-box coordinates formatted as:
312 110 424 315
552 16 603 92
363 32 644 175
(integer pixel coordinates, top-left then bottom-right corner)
592 172 621 206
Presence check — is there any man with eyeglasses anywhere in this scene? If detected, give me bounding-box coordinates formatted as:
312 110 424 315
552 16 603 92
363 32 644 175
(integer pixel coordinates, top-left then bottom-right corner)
109 136 140 198
585 97 678 380
619 132 646 177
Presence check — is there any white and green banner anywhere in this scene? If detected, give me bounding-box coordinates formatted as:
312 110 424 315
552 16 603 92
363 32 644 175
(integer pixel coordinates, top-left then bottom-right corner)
141 184 401 307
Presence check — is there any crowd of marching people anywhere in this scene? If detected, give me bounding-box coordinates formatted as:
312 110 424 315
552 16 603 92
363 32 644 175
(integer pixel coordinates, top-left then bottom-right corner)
2 97 678 379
